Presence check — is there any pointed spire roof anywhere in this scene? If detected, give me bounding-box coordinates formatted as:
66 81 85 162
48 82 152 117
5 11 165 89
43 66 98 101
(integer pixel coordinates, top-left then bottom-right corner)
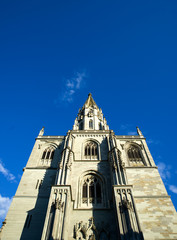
83 93 99 109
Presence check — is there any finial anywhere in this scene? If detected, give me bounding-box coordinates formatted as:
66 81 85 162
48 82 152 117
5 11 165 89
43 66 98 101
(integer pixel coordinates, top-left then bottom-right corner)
136 126 143 136
38 127 44 136
88 93 92 97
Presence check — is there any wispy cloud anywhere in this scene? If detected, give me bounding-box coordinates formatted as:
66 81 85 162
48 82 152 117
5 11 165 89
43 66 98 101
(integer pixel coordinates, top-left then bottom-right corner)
62 71 86 103
0 194 12 222
120 124 132 130
120 124 137 135
169 185 177 194
128 131 137 135
0 160 16 182
157 162 177 196
147 139 160 145
157 162 171 180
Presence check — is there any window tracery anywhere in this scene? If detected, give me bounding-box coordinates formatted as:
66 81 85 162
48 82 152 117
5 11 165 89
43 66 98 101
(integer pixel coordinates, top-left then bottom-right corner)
127 145 144 166
84 142 98 160
41 147 55 165
82 175 102 205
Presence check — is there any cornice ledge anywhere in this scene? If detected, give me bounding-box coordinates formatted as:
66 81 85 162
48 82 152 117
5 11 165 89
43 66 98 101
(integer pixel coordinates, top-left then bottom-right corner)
115 135 146 140
71 130 110 134
134 195 170 199
125 166 157 169
24 167 57 170
36 136 65 140
14 195 49 199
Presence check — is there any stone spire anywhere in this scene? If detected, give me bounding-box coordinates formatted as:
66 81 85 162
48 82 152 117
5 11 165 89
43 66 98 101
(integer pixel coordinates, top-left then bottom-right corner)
73 93 109 130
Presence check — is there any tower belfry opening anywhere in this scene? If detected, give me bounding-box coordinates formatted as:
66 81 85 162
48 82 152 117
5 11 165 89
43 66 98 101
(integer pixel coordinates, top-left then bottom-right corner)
1 94 177 240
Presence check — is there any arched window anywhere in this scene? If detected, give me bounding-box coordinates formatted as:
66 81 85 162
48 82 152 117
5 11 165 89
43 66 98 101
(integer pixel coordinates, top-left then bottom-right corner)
84 141 98 159
42 147 55 160
82 175 102 205
127 145 143 164
89 119 93 129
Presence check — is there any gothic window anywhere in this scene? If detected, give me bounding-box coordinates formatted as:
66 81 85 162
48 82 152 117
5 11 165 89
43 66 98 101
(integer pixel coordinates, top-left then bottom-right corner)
89 119 93 129
127 145 144 165
41 147 55 166
82 175 102 205
84 141 98 159
42 147 55 160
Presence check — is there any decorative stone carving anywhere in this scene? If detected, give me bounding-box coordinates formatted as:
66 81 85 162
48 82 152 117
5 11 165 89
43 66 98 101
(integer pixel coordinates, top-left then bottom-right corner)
66 151 73 170
117 151 125 169
88 111 93 117
121 198 133 211
108 152 117 170
54 198 64 212
74 218 109 240
120 161 125 169
59 162 63 169
120 144 124 150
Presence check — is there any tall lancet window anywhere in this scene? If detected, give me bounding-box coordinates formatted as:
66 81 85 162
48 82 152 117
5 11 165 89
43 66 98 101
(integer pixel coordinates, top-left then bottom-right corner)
89 119 93 129
84 141 98 160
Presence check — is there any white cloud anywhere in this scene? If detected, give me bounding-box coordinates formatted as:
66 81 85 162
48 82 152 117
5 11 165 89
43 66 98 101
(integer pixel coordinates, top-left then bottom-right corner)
157 162 171 180
62 71 86 103
169 185 177 194
120 124 137 135
66 80 74 88
0 195 12 221
75 72 85 89
128 131 137 135
0 160 16 182
147 139 159 145
120 124 132 130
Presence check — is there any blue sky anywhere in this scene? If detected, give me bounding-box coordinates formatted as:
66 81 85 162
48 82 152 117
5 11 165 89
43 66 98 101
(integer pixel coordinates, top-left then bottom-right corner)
0 0 177 224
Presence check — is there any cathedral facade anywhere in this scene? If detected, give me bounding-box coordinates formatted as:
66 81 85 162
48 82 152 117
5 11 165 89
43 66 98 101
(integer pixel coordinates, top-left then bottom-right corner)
1 94 177 240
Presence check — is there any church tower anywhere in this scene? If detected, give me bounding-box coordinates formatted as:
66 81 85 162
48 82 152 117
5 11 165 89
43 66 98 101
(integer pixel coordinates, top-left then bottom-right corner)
1 94 177 240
